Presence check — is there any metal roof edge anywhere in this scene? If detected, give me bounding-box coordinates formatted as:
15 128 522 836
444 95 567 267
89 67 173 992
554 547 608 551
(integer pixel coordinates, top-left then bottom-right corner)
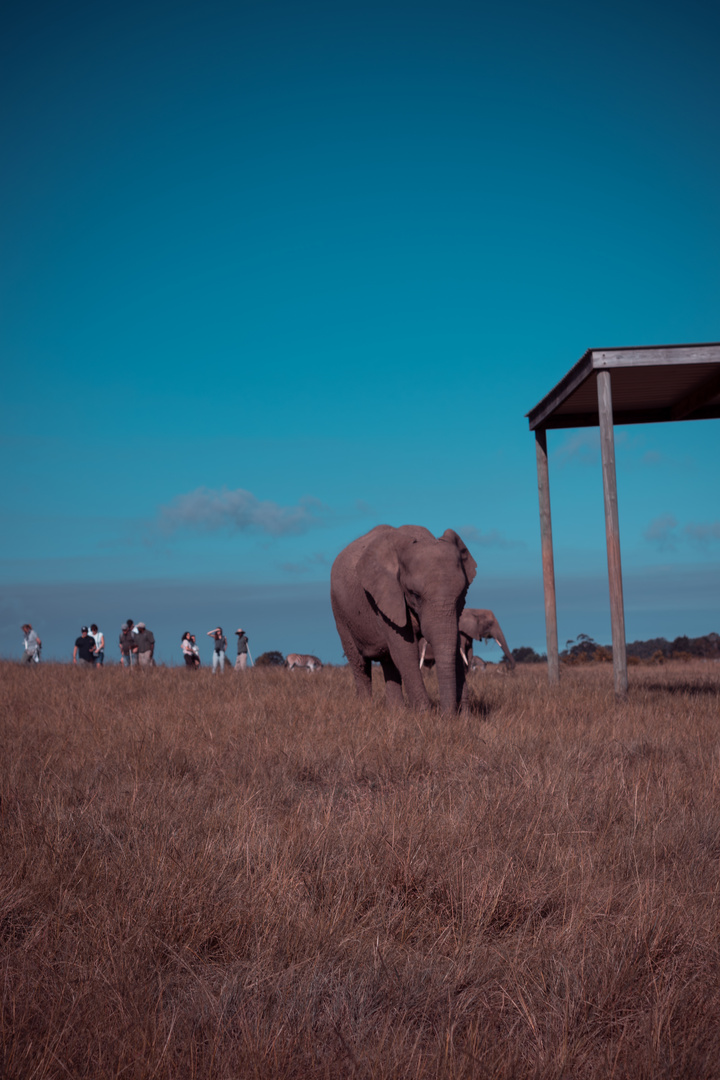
526 349 593 430
525 341 720 430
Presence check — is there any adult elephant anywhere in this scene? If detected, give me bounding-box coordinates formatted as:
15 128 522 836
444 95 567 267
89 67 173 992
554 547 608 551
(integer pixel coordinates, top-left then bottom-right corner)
331 524 477 713
419 608 515 671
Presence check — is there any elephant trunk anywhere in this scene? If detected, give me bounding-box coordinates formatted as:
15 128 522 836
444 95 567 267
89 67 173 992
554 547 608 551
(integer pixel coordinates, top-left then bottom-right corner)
437 650 463 714
422 609 464 713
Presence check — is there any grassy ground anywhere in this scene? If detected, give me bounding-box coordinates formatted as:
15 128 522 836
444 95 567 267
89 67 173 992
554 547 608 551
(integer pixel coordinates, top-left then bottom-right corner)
2 659 719 1079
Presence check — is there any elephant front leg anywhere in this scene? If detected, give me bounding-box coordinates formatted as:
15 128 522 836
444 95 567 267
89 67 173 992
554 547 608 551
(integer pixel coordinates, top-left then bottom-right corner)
386 639 431 711
352 659 373 698
379 656 405 708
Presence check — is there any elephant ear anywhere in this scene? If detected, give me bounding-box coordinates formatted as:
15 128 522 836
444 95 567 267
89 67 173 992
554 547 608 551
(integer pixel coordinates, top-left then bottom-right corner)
357 531 409 628
440 529 477 586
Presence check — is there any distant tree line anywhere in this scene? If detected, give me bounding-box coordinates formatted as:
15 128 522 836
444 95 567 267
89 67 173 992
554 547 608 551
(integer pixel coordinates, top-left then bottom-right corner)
258 635 719 669
511 646 547 664
508 632 720 665
557 632 720 665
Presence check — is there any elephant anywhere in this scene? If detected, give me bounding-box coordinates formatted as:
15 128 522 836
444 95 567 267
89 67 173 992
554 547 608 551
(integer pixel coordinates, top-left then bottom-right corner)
419 608 515 671
330 524 477 713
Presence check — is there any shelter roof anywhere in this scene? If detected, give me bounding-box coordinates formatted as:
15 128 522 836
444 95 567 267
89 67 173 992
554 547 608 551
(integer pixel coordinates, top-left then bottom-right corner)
526 342 720 431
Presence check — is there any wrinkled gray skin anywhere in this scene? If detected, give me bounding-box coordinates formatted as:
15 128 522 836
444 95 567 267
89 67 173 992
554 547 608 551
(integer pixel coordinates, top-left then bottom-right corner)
420 608 515 672
331 524 477 713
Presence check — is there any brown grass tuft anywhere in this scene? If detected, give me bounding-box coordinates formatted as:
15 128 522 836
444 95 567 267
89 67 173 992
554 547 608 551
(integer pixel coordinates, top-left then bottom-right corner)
2 660 719 1078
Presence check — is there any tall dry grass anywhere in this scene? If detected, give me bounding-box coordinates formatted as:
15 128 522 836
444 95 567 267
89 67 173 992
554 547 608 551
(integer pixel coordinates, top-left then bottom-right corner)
1 659 719 1078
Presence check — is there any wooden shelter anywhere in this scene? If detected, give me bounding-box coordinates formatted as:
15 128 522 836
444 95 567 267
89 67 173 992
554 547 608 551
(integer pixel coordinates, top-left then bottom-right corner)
526 343 720 696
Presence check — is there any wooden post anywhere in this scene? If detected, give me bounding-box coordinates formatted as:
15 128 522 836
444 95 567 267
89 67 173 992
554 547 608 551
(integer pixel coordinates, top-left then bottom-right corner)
535 428 559 684
597 369 628 698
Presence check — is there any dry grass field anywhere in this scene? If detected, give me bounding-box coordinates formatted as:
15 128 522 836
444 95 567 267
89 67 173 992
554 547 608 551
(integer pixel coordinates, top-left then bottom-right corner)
2 659 720 1079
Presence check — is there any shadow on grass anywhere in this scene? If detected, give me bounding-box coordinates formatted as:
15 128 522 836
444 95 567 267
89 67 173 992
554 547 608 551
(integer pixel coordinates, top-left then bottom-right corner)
462 695 493 719
643 682 720 697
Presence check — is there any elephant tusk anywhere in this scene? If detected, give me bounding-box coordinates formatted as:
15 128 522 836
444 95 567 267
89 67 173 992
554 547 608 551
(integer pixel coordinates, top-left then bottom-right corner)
460 648 469 667
419 641 427 669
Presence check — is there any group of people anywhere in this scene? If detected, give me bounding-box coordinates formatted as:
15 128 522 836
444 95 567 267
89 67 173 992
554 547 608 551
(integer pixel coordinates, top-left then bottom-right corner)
72 624 106 666
70 619 155 668
19 620 249 670
182 627 249 673
117 620 155 667
68 620 154 667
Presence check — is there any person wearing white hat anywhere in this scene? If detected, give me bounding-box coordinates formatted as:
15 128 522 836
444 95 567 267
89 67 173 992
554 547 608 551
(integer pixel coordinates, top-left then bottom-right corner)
235 629 249 671
134 622 155 668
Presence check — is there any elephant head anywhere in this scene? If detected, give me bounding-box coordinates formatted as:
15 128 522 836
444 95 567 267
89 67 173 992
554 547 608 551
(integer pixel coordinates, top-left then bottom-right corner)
458 608 515 670
419 607 516 673
331 524 477 713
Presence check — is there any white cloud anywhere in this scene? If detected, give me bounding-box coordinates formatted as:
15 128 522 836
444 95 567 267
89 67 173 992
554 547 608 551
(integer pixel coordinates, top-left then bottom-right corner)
278 553 330 575
643 514 678 551
552 430 600 467
459 526 524 549
685 521 720 546
643 516 720 552
158 487 330 537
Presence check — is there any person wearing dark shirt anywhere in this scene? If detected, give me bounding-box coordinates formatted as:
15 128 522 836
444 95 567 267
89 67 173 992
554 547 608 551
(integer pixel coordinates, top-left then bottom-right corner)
207 627 227 673
190 634 200 666
134 622 155 667
119 623 135 667
235 629 249 671
73 626 96 667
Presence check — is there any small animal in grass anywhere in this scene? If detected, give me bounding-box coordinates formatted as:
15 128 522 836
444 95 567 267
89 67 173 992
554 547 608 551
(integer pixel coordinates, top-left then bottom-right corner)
286 654 323 672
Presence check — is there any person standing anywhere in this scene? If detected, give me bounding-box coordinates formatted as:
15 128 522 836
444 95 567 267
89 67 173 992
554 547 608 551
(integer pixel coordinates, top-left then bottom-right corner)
181 632 197 668
190 634 201 667
207 627 227 673
21 624 41 663
127 619 140 658
234 628 249 671
90 624 105 667
119 623 135 667
73 626 96 667
134 622 155 668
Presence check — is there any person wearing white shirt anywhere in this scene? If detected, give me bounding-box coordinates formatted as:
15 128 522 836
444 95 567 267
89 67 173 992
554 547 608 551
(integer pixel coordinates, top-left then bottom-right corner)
181 632 199 668
90 624 105 667
21 624 41 663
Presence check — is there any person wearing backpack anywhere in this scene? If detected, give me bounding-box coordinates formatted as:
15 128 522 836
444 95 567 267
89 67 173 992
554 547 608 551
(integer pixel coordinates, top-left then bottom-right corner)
207 627 227 673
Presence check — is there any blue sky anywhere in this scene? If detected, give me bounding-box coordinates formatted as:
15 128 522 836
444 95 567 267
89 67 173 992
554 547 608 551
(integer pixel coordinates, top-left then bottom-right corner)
2 0 718 664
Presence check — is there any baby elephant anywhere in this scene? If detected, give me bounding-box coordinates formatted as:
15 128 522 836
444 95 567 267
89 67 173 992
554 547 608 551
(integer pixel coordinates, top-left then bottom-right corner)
286 654 323 672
